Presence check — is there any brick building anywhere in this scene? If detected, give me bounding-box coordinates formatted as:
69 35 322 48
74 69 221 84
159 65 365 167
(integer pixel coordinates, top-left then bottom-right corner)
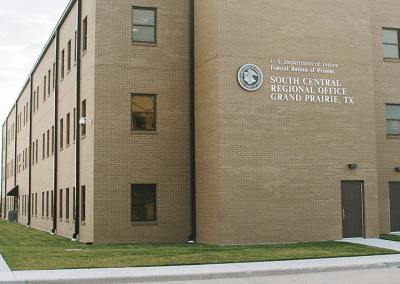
2 0 400 245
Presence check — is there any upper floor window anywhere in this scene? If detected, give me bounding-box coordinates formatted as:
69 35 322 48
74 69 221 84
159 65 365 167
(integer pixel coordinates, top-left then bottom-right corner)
132 7 156 43
82 17 88 52
386 104 400 136
383 28 400 59
131 94 156 131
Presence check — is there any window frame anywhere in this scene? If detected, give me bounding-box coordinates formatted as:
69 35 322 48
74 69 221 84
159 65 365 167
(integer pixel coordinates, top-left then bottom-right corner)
82 17 88 52
131 184 157 222
132 6 157 43
383 28 400 59
386 104 400 137
131 94 156 131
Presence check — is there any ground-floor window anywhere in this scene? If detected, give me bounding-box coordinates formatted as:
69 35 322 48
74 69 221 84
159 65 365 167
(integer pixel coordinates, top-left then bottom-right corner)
81 185 86 222
131 184 156 222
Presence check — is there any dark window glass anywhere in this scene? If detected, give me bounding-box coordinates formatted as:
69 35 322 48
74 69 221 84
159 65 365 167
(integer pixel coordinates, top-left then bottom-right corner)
66 188 69 220
81 185 86 221
61 49 65 79
66 113 70 145
51 191 54 218
73 187 76 221
60 119 63 149
132 7 156 43
83 17 88 52
67 40 71 71
43 76 46 101
46 191 49 217
131 94 156 131
131 184 156 222
59 189 63 219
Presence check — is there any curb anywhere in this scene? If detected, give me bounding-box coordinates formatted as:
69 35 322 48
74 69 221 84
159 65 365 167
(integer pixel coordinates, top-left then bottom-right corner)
3 262 392 284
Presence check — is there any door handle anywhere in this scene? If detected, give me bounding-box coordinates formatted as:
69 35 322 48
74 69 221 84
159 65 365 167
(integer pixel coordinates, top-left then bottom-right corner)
342 209 345 220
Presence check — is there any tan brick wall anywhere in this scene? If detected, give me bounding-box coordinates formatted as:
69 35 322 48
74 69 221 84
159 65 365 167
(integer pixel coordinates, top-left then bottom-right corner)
195 0 380 244
92 0 192 243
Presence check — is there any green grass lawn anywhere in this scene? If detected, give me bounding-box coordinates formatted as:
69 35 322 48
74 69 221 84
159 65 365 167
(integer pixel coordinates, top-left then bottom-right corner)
0 220 398 271
381 234 400 242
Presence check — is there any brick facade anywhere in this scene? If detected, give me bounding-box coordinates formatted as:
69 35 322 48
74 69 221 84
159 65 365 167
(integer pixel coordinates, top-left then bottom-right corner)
1 0 400 245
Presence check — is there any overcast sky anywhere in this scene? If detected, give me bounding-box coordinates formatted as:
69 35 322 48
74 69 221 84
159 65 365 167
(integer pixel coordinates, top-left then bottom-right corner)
0 0 71 125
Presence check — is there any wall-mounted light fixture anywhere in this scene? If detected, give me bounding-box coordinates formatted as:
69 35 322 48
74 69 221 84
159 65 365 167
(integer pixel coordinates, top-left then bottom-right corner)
348 164 358 169
79 117 92 126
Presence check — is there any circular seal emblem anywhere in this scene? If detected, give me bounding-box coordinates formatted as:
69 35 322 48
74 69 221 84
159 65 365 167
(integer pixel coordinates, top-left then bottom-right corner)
237 63 263 91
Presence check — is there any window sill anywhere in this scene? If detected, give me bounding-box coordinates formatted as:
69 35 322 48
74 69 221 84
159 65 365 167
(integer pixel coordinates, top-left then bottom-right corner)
132 42 157 47
81 221 86 226
65 220 69 223
131 131 158 135
82 50 87 57
81 134 86 140
384 58 400 63
387 135 400 139
59 219 63 222
131 221 158 226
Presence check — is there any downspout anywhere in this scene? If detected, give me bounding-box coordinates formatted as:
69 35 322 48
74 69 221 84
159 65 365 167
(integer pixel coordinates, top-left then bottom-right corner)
14 104 18 212
52 28 60 234
189 0 196 241
73 0 82 241
27 76 33 226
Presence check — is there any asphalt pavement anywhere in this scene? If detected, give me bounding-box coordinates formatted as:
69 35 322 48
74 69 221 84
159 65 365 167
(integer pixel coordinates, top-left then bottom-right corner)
2 238 400 284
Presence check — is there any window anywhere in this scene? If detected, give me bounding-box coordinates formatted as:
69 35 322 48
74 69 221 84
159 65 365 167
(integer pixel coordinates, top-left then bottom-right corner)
81 185 86 221
48 70 51 96
22 150 25 171
59 189 63 219
32 194 34 216
81 100 86 136
74 31 77 63
387 104 400 136
46 191 49 217
35 193 37 216
61 49 65 79
42 192 44 217
35 139 38 163
52 63 55 89
26 102 28 123
67 40 71 71
132 7 156 43
131 94 156 131
66 188 69 220
383 28 400 59
33 91 36 114
73 187 76 220
42 133 45 159
46 129 49 157
32 141 35 165
43 76 46 101
131 184 156 222
82 17 88 52
37 87 39 110
73 108 76 142
51 126 54 154
60 118 63 149
66 113 70 145
51 191 54 218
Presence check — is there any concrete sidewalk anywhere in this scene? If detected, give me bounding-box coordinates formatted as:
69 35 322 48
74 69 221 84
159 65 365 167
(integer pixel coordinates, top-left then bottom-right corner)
2 238 400 284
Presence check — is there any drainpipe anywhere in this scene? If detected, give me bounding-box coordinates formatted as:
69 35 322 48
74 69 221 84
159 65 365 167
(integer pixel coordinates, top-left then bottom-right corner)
189 0 196 241
73 0 82 241
52 28 60 234
14 104 18 212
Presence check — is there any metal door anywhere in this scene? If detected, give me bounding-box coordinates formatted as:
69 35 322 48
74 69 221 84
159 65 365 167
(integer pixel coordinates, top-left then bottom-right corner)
341 181 363 238
389 182 400 232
